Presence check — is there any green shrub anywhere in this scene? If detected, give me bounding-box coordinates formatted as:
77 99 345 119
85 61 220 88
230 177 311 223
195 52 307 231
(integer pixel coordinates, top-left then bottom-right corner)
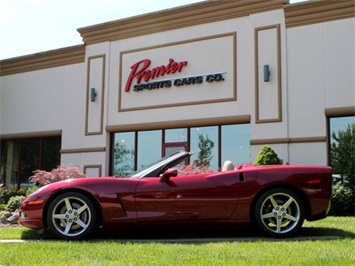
6 195 25 212
0 187 5 205
26 186 38 196
254 145 281 165
329 183 353 216
0 187 26 205
0 203 6 217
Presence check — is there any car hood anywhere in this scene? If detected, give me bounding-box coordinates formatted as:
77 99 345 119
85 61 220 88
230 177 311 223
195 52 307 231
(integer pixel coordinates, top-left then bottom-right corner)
27 176 138 199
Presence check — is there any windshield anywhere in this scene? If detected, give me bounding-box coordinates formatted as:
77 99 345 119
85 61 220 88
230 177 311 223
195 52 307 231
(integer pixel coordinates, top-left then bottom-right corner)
129 151 191 178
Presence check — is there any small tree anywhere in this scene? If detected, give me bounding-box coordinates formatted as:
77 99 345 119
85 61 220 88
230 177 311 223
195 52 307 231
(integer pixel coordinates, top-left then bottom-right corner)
254 145 281 165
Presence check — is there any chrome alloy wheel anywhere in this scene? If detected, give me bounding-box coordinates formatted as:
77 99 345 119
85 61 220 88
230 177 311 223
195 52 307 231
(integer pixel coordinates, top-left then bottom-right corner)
255 189 304 237
47 192 96 240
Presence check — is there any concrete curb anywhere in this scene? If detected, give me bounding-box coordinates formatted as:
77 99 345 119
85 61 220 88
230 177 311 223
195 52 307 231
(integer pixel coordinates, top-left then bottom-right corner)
0 239 35 243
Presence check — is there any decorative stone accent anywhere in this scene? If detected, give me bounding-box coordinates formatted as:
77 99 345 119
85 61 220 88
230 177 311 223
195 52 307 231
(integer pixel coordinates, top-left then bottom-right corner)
0 209 19 225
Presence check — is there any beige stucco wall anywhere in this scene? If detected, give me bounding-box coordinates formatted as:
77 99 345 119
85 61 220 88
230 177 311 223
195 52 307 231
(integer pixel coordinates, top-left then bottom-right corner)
0 64 84 135
0 1 353 175
286 17 354 164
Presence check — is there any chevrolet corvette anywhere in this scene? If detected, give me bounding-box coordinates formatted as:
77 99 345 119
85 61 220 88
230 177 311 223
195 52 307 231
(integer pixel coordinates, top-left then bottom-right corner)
19 151 332 240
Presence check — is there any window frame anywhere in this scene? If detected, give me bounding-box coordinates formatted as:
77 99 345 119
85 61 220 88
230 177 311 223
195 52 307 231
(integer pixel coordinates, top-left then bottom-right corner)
110 123 250 175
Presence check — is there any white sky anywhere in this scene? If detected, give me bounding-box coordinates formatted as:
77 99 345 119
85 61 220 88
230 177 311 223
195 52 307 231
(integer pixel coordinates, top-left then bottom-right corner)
0 0 306 60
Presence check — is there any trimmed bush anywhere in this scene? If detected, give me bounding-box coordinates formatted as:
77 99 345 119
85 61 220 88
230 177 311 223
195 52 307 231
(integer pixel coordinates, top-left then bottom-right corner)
254 145 281 165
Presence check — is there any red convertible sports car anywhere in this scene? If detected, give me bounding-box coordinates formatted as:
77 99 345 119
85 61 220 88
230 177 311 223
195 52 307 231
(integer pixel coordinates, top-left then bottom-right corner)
19 151 332 240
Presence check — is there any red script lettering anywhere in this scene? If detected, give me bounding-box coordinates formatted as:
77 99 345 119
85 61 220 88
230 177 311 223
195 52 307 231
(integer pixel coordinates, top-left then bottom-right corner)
125 58 188 92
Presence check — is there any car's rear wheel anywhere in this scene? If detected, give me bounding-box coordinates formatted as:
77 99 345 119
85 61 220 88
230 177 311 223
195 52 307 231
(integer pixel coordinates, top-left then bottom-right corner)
254 188 304 237
47 192 97 240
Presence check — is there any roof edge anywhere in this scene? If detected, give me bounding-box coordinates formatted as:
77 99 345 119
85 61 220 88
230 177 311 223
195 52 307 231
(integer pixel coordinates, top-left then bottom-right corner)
0 45 85 76
78 0 288 45
284 0 355 28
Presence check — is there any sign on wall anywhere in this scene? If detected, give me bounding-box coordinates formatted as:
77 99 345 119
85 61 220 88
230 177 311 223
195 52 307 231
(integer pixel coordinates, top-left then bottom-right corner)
119 32 236 112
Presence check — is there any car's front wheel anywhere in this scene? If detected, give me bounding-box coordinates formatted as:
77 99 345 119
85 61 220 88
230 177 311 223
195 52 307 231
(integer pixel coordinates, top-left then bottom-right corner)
47 192 97 240
253 188 304 237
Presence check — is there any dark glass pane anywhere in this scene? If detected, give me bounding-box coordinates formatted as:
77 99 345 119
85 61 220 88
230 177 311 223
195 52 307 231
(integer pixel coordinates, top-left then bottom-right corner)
0 140 5 182
20 139 40 186
138 130 162 169
221 124 250 165
41 136 61 171
190 126 218 170
113 132 135 176
0 140 20 187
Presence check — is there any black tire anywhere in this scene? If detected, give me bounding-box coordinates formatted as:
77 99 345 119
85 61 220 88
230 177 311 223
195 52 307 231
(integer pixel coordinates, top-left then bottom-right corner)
47 192 97 240
253 188 304 237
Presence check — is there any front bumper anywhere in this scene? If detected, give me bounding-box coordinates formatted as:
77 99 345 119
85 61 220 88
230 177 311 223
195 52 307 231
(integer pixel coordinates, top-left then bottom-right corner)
18 212 44 229
18 197 45 229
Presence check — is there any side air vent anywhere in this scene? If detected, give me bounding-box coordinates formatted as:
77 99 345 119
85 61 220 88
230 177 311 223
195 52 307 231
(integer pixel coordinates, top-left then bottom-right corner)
239 172 245 182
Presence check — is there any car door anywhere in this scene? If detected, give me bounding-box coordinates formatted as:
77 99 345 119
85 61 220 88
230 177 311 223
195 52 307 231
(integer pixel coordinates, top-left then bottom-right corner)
135 171 240 223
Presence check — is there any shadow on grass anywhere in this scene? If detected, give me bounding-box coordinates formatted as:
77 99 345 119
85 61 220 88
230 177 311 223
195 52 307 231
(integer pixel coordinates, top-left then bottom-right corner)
20 224 355 242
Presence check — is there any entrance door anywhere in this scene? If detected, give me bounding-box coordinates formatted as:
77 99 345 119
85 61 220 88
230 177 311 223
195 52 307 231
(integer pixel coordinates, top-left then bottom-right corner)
163 142 188 157
163 128 188 157
163 142 189 166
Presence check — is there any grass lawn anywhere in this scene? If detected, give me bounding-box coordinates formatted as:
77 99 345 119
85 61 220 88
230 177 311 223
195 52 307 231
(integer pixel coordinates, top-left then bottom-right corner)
1 216 354 266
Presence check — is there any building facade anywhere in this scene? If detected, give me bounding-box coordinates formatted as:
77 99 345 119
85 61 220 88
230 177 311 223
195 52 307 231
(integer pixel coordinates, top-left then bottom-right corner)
1 0 354 187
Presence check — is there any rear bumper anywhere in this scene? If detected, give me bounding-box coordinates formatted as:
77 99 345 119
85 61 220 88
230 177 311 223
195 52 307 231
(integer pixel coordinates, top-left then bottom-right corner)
307 198 331 221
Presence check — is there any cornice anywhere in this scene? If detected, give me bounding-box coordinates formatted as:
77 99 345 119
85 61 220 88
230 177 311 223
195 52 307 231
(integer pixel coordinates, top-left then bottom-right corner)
0 45 85 76
78 0 288 45
250 136 327 145
0 130 62 140
284 0 355 28
325 106 355 117
60 147 106 154
106 115 251 132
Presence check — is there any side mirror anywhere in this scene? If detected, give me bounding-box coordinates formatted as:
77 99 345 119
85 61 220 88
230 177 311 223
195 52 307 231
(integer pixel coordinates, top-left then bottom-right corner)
159 168 178 183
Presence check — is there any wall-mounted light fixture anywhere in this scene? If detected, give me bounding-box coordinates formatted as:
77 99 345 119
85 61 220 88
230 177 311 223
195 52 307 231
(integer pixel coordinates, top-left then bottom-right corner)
90 88 97 102
263 65 270 82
